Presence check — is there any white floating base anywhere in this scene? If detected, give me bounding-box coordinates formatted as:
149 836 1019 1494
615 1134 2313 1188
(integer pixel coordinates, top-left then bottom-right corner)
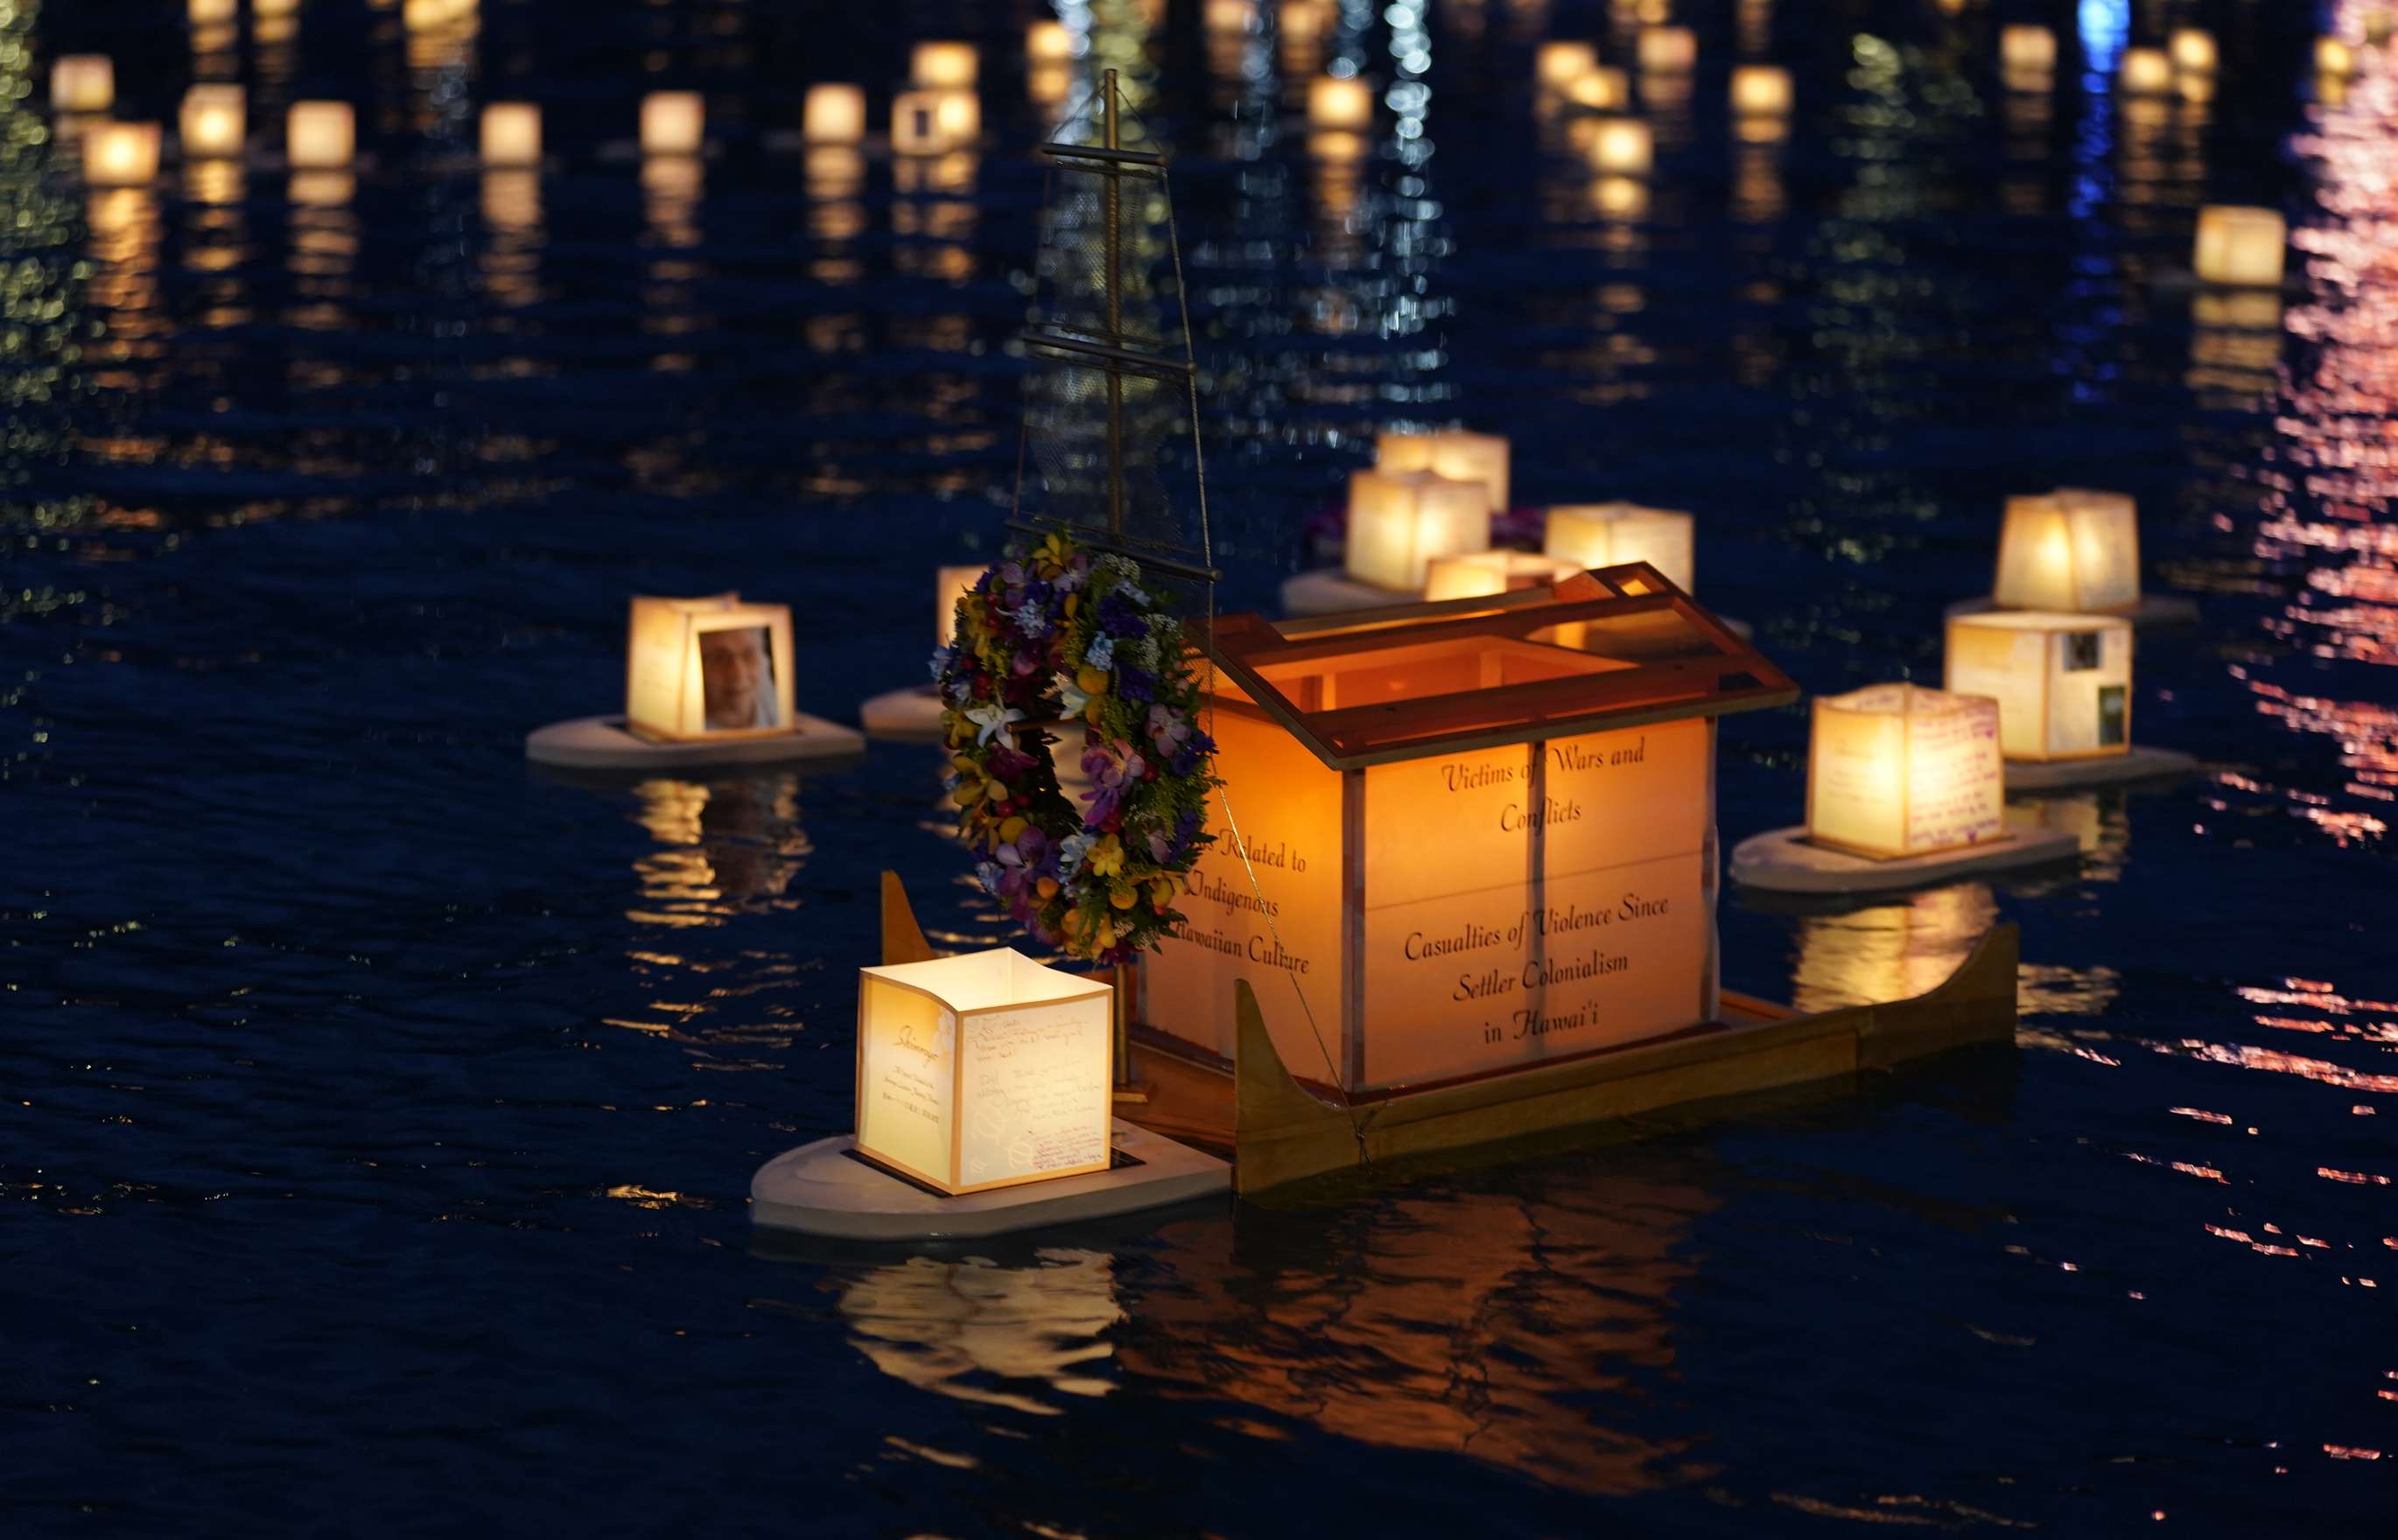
2004 745 2198 792
1730 824 2081 895
524 713 864 771
859 684 947 742
751 1123 1229 1241
1946 593 2200 628
1280 567 1751 636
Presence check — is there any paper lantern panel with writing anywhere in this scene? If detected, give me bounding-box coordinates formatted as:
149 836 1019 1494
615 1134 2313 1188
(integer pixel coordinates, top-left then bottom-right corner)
1807 683 2004 859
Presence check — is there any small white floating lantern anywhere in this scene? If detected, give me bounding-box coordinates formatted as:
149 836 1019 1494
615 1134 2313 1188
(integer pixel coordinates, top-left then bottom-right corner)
1027 21 1074 64
1542 503 1695 594
1536 41 1600 92
1730 64 1793 116
52 55 114 116
1308 74 1373 131
179 84 245 159
2119 46 2171 95
936 564 985 649
803 83 866 145
2000 24 2056 76
480 102 541 168
189 0 236 22
1807 684 2005 861
1637 26 1696 74
1565 66 1631 112
912 41 978 90
287 102 355 169
1375 427 1510 514
1583 116 1654 175
1994 489 2141 614
1422 550 1583 603
641 91 705 157
81 121 161 188
2192 205 2286 287
1344 470 1492 592
892 88 980 155
1945 612 2134 762
626 593 799 739
2170 28 2217 76
854 949 1114 1196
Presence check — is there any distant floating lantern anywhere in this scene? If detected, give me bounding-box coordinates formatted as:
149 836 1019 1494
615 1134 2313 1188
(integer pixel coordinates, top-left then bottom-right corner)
2317 38 2357 80
1993 489 2141 614
892 88 980 156
1542 503 1695 594
641 91 704 157
1945 612 2133 762
287 101 355 169
1637 26 1696 74
1203 0 1258 34
2119 46 2171 95
853 949 1113 1196
936 564 985 648
188 0 236 22
1308 74 1374 131
2170 27 2217 75
254 0 299 15
479 102 540 168
51 55 113 116
1806 684 2005 860
2191 205 2286 287
2000 24 2056 76
289 170 354 208
1564 66 1631 111
1536 41 1600 91
1583 116 1654 175
1376 427 1510 514
1027 20 1074 64
911 40 979 90
1344 470 1492 592
803 82 866 145
81 121 160 187
1422 550 1583 603
627 593 798 740
1730 64 1792 116
179 84 245 159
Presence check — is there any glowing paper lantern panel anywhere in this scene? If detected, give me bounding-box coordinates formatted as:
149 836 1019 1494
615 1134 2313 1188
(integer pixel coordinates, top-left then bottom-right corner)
1375 427 1510 513
803 83 866 144
1308 75 1373 131
911 41 978 90
1945 612 2133 762
1730 65 1792 116
1423 550 1582 603
480 102 540 167
179 85 245 159
1994 489 2140 613
626 593 798 740
936 564 985 648
893 89 979 155
52 55 113 115
1806 684 2003 860
854 949 1113 1195
1143 571 1796 1090
287 102 355 169
641 91 705 157
2120 47 2171 94
81 122 161 188
2193 205 2287 287
1542 504 1695 594
1637 26 1696 74
2001 25 2057 75
1344 470 1490 592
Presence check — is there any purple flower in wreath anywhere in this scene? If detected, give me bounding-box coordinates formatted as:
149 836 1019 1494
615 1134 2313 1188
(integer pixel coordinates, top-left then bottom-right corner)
1080 738 1148 829
1169 728 1214 779
1012 601 1050 639
993 825 1052 907
1145 702 1189 757
1116 665 1156 704
985 738 1039 787
1097 590 1146 639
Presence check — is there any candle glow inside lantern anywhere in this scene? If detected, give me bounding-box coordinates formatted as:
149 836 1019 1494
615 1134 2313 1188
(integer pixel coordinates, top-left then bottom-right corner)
803 83 866 144
82 122 161 187
1993 488 2140 613
1536 41 1600 91
1730 65 1792 116
1345 470 1491 591
1143 568 1795 1090
1375 427 1510 514
911 41 979 90
1308 74 1373 131
1542 503 1695 594
179 85 245 158
2192 205 2286 287
1637 26 1696 74
2000 25 2057 75
2120 46 2171 94
2170 28 2217 75
1565 66 1631 111
892 89 980 155
1806 684 2004 860
1027 21 1074 63
52 55 113 115
641 91 705 157
480 102 540 167
287 102 355 169
1584 116 1654 175
1945 612 2133 762
1422 550 1584 602
853 949 1113 1195
626 592 798 740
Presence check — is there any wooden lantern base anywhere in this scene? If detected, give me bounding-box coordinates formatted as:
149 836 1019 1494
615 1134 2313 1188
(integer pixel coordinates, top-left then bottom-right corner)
1729 824 2080 895
524 713 864 771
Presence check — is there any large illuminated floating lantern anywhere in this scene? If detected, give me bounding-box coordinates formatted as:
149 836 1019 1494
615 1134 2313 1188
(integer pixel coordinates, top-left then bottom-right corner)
1943 612 2192 788
1282 430 1512 615
1542 503 1694 596
1993 488 2139 612
1377 426 1509 513
859 564 990 738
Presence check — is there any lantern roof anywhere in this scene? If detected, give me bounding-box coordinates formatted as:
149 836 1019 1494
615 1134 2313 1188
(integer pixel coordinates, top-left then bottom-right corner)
1201 562 1798 770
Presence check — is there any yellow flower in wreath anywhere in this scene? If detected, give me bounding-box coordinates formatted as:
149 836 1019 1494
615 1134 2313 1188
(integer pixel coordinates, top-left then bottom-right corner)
1086 833 1125 878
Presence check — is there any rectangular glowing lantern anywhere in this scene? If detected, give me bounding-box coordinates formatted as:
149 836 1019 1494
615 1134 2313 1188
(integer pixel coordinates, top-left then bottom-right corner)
52 55 113 115
180 85 245 158
1945 612 2133 762
1375 427 1509 513
641 91 705 157
81 122 160 187
625 592 798 741
803 83 866 144
1637 26 1696 74
1583 116 1653 175
936 564 984 648
287 102 355 169
1027 21 1074 64
480 102 540 167
1730 65 1792 116
1994 488 2140 613
911 41 978 89
892 88 979 155
1542 504 1695 594
2001 26 2057 74
1423 550 1582 602
2170 28 2217 75
1565 67 1630 111
2193 205 2286 287
1535 42 1599 91
1807 683 2004 860
1344 469 1491 591
2120 47 2171 95
1309 74 1373 130
855 948 1113 1195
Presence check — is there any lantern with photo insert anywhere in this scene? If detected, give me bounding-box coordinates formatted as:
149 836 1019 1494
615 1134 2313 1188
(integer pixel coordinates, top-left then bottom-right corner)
1945 612 2130 763
625 593 797 742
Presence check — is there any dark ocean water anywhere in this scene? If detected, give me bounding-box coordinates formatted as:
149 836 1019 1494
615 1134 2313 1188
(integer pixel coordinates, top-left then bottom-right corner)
4 1 2394 1535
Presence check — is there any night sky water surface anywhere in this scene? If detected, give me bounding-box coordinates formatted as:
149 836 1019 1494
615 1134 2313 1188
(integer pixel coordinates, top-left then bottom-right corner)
4 1 2395 1535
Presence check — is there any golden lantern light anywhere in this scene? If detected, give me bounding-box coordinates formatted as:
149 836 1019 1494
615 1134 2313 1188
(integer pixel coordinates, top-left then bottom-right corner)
2317 38 2357 80
1308 74 1374 132
287 102 355 169
892 88 980 156
2192 205 2286 287
479 102 540 168
1536 41 1600 92
1542 503 1695 593
1591 174 1649 220
81 121 161 188
641 91 705 157
1422 550 1583 603
1944 612 2133 762
179 84 246 159
1375 427 1511 514
1730 64 1792 116
1806 684 2005 860
1564 66 1631 112
853 949 1114 1196
2170 27 2217 75
255 0 300 15
803 83 866 145
1343 469 1493 591
188 0 236 22
289 170 354 207
1637 26 1696 74
1027 21 1074 65
1993 489 2140 613
626 593 798 740
936 564 985 649
1028 64 1072 111
51 55 114 116
2000 24 2056 76
1583 116 1654 176
911 40 979 90
2119 46 2171 95
1204 0 1258 34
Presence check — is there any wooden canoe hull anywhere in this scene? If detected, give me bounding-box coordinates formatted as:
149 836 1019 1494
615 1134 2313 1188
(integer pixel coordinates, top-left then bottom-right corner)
874 872 2019 1199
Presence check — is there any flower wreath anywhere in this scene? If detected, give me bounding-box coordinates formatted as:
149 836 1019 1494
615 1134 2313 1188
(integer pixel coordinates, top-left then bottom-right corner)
930 531 1220 965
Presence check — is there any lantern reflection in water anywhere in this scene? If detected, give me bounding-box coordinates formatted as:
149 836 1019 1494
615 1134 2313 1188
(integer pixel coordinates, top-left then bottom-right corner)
626 774 809 926
1789 883 1996 1014
813 1250 1121 1416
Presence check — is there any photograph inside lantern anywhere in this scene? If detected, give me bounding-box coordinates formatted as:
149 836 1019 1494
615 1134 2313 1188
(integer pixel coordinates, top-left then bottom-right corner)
625 592 798 742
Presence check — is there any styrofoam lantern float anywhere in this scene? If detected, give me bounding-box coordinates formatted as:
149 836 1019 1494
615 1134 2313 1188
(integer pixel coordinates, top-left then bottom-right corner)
2000 25 2056 75
1376 427 1510 514
803 83 866 145
1535 41 1599 92
936 564 985 648
854 949 1113 1195
1144 567 1794 1089
1994 489 2140 613
52 56 113 115
1542 503 1695 594
1806 684 2004 860
626 592 798 740
287 102 355 169
1309 74 1373 131
2120 46 2172 95
81 122 160 187
179 85 245 158
2192 205 2286 287
1637 26 1696 74
1345 470 1491 592
641 91 704 157
1945 612 2133 762
1730 65 1792 116
1584 116 1654 176
480 102 541 168
1422 550 1583 603
2170 28 2217 75
911 41 978 90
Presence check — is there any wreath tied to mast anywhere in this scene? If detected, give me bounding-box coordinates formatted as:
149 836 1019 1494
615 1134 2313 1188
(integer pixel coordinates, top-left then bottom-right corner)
932 530 1220 965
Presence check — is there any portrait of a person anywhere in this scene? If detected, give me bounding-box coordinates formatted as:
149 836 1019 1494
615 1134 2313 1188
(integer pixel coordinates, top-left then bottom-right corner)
699 625 781 731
